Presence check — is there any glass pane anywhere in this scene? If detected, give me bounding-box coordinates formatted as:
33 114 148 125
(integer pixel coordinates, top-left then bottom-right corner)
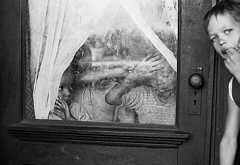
27 0 178 125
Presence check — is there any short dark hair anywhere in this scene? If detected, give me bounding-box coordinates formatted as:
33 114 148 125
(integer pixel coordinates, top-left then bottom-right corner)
203 0 240 31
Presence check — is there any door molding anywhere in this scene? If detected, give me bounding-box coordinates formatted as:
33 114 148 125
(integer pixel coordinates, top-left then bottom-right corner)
8 120 190 148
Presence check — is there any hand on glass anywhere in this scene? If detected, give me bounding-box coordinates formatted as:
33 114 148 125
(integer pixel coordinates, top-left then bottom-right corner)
54 96 71 119
126 54 163 82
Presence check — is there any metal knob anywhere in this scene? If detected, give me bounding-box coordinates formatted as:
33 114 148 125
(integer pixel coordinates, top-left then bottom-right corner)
188 73 204 89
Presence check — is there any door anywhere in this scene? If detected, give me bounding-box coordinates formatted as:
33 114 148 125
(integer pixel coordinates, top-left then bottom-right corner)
0 0 219 165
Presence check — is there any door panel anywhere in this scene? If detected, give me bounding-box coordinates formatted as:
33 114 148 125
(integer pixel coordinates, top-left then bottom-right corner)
178 0 214 165
0 0 218 165
19 142 177 165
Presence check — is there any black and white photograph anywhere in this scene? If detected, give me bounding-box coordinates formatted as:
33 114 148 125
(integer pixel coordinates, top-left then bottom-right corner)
2 0 240 165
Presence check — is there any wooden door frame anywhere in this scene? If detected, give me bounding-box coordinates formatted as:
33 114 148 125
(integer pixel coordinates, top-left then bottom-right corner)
5 0 218 164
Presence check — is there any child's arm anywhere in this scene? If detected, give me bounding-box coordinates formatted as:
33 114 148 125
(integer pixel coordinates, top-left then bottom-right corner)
105 54 163 105
220 94 240 165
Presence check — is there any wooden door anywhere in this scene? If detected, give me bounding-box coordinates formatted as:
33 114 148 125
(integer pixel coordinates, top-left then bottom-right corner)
0 0 220 165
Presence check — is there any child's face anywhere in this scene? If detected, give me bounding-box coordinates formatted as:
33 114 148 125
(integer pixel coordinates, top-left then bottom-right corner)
207 13 240 59
58 84 71 102
58 71 73 102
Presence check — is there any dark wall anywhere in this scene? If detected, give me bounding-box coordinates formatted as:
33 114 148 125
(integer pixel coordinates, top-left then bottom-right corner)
0 0 21 164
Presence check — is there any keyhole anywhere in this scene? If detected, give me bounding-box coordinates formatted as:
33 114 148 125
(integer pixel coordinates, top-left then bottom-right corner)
193 90 197 105
194 99 197 105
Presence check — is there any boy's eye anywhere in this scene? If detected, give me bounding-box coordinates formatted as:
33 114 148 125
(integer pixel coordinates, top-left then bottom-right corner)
59 85 63 91
224 28 233 35
210 36 217 43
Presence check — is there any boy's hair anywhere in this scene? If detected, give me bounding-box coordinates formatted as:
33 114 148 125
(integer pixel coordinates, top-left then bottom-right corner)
203 0 240 30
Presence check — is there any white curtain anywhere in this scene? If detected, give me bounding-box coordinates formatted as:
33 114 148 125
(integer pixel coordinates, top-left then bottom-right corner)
121 0 177 71
29 0 110 119
29 0 177 119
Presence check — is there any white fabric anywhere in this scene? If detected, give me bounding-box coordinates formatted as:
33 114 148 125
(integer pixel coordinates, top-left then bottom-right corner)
30 0 110 118
119 0 177 71
29 0 177 119
229 77 234 102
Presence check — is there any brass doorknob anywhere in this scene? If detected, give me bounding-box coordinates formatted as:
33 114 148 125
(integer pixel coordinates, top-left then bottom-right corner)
188 73 204 89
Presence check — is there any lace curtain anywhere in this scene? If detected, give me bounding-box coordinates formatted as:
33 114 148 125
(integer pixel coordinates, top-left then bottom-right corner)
29 0 177 119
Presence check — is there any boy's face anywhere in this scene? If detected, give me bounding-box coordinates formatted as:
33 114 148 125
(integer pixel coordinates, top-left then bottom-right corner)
59 84 72 102
59 71 73 102
207 13 240 59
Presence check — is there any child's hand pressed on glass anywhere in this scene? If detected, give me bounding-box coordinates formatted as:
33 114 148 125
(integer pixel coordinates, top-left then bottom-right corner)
126 54 163 82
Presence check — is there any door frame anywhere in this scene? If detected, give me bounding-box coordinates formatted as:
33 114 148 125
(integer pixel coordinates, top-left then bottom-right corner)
6 0 218 164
